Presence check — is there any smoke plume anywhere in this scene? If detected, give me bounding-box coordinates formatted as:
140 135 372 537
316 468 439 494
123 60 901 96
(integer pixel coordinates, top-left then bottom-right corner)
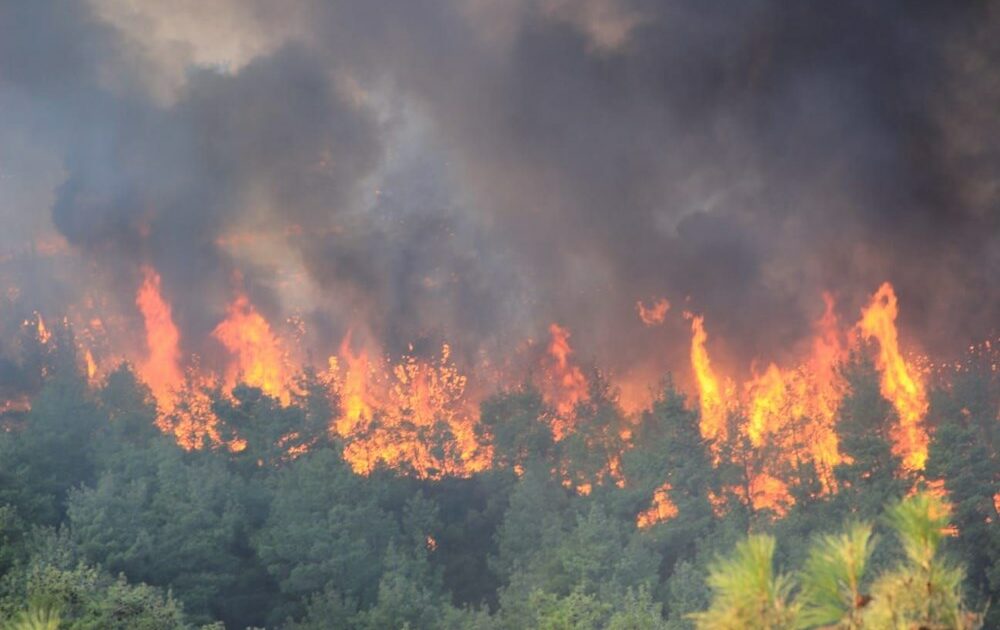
1 0 997 382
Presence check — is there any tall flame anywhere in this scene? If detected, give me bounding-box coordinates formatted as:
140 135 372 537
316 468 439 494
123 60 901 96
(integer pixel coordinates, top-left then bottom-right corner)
136 266 183 411
212 294 291 404
542 323 589 440
858 282 929 470
331 333 375 436
35 314 51 344
83 349 97 382
682 286 931 514
689 315 727 444
689 294 851 514
807 292 845 476
743 293 845 489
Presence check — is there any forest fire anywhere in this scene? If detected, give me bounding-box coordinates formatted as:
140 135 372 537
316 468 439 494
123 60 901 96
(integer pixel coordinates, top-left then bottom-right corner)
669 283 930 519
50 274 938 501
0 244 947 525
4 5 999 625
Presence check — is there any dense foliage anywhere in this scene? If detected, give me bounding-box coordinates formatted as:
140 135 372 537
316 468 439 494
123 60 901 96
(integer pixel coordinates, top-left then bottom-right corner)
0 335 996 629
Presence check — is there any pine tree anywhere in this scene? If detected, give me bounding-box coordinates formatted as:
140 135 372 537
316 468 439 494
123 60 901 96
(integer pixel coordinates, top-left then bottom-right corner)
689 535 799 629
691 493 983 629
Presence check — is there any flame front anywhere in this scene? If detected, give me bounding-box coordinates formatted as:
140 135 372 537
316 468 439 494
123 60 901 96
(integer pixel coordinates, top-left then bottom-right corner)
8 270 945 514
858 282 929 471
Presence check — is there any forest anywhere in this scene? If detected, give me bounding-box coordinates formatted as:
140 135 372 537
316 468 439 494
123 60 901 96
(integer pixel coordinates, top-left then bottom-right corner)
0 317 995 629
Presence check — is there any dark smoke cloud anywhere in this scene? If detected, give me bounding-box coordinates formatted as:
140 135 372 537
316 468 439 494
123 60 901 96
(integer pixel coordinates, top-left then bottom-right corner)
2 2 382 359
301 0 999 364
0 0 997 379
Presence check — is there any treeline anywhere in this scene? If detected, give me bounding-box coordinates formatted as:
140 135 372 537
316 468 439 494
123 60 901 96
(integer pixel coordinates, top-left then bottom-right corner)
0 330 996 628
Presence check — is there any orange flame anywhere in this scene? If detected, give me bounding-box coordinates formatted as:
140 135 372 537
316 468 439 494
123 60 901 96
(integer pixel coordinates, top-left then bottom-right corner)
749 474 792 516
330 333 376 436
13 268 944 505
136 266 183 411
808 292 845 468
682 286 930 513
331 342 488 478
689 315 728 444
83 349 97 382
164 366 221 450
541 323 588 440
212 294 291 404
743 294 845 491
35 314 51 344
690 294 850 513
858 282 929 470
637 482 679 528
636 298 670 326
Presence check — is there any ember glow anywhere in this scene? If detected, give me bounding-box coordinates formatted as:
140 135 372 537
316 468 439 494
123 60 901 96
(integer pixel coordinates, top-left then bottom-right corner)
636 483 679 528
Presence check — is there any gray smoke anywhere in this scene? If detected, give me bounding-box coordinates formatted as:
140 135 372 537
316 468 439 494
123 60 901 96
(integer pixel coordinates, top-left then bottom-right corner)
1 0 997 382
